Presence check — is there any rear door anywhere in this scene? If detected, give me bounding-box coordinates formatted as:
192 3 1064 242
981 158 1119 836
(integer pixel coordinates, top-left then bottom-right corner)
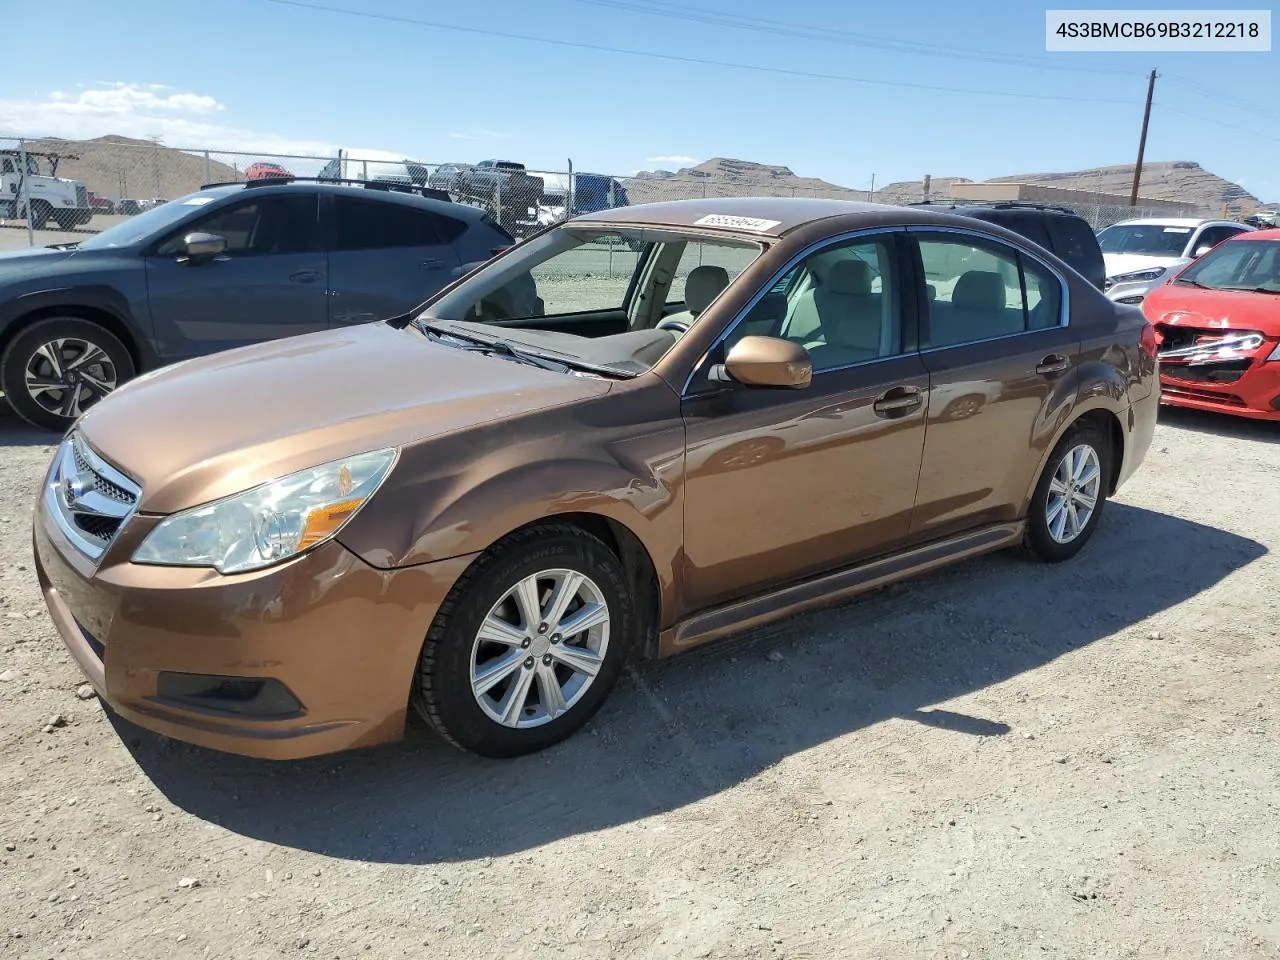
326 195 464 326
144 192 327 360
907 228 1079 542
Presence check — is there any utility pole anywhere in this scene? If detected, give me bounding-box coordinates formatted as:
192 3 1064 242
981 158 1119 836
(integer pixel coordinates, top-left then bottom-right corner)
868 173 875 202
1129 68 1157 207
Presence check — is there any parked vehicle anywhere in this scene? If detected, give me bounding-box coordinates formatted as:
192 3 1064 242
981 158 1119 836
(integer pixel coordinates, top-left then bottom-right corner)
0 179 514 431
244 161 295 181
428 163 471 193
116 199 142 216
1142 227 1280 420
911 201 1106 290
87 192 115 216
539 172 631 216
0 150 93 230
454 160 547 236
1098 217 1253 305
31 197 1157 760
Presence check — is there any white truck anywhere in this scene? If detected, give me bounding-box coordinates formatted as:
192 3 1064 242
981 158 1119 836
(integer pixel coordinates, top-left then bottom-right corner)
0 150 93 230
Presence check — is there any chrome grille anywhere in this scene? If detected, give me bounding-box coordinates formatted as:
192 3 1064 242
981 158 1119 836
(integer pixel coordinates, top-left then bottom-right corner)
44 432 142 562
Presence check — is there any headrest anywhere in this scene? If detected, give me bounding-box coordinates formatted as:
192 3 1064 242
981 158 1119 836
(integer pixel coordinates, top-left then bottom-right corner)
684 265 730 315
952 271 1006 312
826 259 872 296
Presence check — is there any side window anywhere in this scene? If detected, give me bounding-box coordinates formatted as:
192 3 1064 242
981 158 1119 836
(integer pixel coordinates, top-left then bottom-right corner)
667 241 760 306
334 198 441 251
918 237 1061 346
1046 216 1097 265
1194 226 1242 254
727 235 903 373
156 196 317 257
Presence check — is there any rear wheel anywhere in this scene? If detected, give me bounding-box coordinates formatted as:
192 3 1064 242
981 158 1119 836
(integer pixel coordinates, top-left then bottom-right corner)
0 317 134 431
412 524 633 757
1022 420 1110 562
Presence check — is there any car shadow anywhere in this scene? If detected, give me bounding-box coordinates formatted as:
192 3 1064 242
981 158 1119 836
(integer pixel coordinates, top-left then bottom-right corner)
116 502 1264 865
1158 405 1280 444
0 400 61 447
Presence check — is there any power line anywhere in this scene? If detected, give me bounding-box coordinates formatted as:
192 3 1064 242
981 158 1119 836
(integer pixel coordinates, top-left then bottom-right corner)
1162 73 1280 122
1155 102 1280 143
575 0 1139 77
264 0 1137 104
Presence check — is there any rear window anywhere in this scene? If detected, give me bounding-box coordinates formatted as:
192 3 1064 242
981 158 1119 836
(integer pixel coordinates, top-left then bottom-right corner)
1046 215 1102 267
334 198 442 250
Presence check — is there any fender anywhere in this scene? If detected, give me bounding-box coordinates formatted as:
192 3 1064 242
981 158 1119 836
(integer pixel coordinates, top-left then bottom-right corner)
1020 356 1130 512
0 284 158 368
338 433 687 625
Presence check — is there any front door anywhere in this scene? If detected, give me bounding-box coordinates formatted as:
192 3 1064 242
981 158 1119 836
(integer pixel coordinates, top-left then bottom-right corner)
144 193 327 360
680 231 929 613
907 230 1081 541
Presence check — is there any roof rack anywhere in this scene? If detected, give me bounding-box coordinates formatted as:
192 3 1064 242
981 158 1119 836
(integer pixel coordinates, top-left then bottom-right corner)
909 199 1078 215
198 176 452 203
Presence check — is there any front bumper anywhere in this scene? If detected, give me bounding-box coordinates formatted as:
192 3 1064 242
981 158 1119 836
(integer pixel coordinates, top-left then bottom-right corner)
33 491 475 760
1156 329 1280 421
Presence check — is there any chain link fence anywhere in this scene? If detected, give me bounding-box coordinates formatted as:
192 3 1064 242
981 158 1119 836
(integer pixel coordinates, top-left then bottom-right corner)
0 135 1235 249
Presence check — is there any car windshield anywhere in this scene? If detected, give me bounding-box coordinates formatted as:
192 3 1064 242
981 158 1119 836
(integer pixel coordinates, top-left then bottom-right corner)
75 192 220 250
1176 238 1280 292
416 225 765 376
1096 224 1193 256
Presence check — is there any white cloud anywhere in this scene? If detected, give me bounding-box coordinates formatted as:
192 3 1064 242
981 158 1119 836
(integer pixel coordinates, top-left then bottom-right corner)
0 82 337 157
646 154 699 165
448 132 477 140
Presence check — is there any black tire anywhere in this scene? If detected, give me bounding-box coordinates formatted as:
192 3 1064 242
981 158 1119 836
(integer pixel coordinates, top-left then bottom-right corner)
1022 420 1111 563
412 523 634 758
0 317 135 432
28 200 51 230
52 211 77 231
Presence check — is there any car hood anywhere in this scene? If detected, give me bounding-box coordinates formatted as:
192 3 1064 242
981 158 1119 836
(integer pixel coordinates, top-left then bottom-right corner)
1142 284 1280 335
0 245 76 274
76 323 613 514
1104 253 1183 279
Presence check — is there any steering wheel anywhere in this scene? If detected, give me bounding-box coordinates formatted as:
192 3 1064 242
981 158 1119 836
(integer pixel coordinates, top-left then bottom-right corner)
657 318 691 336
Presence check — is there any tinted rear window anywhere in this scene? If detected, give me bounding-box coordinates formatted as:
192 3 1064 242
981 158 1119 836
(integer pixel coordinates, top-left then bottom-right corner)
334 198 442 250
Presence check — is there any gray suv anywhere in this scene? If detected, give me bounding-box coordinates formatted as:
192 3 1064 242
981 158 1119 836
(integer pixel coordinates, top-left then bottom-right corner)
0 179 515 431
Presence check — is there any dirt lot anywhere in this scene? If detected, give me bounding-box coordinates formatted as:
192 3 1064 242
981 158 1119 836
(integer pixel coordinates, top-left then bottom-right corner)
2 400 1279 960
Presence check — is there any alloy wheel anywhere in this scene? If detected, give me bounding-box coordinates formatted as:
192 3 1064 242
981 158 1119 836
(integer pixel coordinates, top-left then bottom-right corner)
1046 443 1102 544
24 337 118 420
470 568 611 729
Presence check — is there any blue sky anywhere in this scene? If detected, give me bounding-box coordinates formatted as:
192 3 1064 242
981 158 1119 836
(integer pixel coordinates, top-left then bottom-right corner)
2 0 1276 198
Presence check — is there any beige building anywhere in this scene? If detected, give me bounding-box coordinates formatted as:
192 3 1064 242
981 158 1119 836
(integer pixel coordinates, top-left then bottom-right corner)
947 181 1197 212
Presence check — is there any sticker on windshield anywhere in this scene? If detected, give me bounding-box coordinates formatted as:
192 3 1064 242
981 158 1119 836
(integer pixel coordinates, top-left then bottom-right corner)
692 214 782 232
1162 227 1192 233
181 197 215 206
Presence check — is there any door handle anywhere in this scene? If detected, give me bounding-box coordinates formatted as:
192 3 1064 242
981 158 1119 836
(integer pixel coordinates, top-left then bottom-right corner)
420 259 446 269
872 386 923 417
1035 354 1070 376
289 270 321 284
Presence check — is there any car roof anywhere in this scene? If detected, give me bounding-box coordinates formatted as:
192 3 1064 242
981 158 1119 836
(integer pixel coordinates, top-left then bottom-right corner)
1230 227 1280 242
574 196 1000 239
195 180 486 221
1107 217 1242 228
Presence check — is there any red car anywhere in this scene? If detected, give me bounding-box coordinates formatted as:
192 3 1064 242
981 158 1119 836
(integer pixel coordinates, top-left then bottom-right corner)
1143 228 1280 420
244 161 294 181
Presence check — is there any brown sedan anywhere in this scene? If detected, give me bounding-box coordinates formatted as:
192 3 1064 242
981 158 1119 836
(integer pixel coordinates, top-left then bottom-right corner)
32 198 1159 760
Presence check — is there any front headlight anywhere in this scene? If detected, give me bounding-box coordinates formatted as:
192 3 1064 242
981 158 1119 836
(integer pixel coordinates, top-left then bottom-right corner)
1111 267 1167 284
133 448 398 574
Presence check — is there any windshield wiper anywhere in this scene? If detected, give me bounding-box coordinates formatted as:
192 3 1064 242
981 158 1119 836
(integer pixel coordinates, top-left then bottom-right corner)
416 321 570 373
1172 277 1211 288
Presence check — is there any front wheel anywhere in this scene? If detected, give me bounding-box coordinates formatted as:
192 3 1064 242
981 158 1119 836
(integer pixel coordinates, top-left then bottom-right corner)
1022 420 1111 562
0 317 134 431
412 524 634 757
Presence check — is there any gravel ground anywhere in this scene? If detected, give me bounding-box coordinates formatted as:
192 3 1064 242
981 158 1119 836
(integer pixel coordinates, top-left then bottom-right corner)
1 399 1279 960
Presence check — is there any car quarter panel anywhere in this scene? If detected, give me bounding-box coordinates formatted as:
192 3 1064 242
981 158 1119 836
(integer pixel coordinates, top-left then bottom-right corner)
335 377 688 627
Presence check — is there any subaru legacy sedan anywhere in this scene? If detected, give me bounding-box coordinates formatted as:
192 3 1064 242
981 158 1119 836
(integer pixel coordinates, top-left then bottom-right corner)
33 197 1158 761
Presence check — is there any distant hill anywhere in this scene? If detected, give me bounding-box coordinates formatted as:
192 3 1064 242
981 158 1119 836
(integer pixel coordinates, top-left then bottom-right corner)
626 157 1272 214
15 135 240 199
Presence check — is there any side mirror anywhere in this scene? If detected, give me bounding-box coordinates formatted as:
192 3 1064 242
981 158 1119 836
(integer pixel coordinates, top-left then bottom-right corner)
717 335 812 389
179 232 226 261
1193 244 1213 258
